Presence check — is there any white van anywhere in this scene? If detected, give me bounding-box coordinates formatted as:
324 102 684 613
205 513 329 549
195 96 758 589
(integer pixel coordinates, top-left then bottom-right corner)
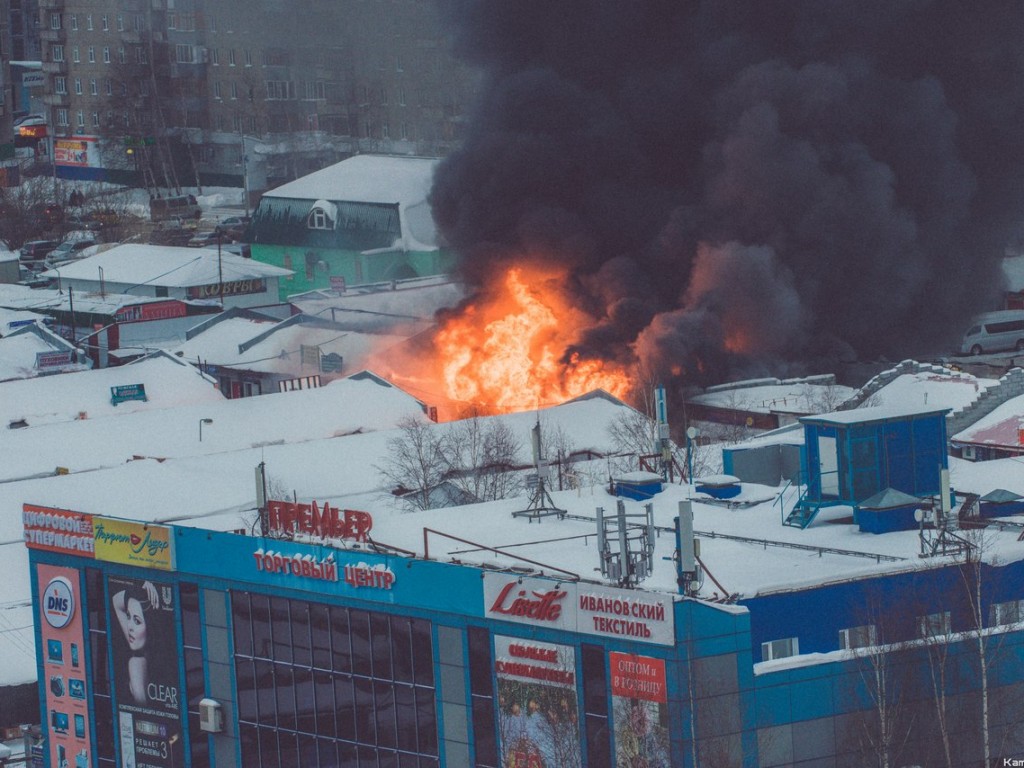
959 310 1024 355
150 194 201 222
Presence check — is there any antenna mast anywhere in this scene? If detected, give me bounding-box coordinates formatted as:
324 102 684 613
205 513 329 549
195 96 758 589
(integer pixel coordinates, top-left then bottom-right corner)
512 420 566 522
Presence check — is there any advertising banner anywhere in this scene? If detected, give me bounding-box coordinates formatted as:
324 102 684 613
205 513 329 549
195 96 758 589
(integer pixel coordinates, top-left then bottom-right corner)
37 564 91 768
93 518 174 570
495 635 581 768
483 573 675 646
109 576 183 768
23 505 95 557
609 652 670 767
54 139 90 167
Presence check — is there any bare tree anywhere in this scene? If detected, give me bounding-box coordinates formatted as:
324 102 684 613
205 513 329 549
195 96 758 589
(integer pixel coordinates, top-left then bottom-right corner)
442 414 523 502
376 416 448 510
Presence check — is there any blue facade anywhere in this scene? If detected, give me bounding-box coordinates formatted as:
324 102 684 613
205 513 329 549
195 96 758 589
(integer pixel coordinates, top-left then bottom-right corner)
27 514 1024 767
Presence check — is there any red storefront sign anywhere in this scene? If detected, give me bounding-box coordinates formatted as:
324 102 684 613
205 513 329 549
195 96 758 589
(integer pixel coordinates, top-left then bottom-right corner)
267 499 372 542
609 652 667 703
115 301 187 323
23 504 95 556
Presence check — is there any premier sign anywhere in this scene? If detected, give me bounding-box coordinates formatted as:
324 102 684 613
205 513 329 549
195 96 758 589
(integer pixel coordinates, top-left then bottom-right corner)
483 573 675 646
267 499 372 542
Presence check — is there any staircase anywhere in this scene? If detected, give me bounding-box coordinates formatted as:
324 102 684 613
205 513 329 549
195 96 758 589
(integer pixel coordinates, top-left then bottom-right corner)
783 493 844 529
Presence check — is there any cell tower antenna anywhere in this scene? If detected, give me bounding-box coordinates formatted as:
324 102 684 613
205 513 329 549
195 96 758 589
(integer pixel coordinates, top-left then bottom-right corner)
512 419 566 522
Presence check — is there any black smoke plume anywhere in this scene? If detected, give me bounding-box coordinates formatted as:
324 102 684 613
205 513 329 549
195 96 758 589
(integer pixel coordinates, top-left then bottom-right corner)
430 0 1024 386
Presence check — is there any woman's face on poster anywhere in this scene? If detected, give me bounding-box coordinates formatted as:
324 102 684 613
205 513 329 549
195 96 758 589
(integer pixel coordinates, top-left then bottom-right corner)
126 596 147 651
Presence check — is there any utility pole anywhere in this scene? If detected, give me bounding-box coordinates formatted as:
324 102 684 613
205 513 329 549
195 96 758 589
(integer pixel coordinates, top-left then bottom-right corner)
217 227 224 307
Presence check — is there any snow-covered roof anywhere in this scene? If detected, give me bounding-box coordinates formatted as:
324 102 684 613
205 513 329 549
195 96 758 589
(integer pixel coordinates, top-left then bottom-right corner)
803 403 951 425
0 353 222 428
39 244 291 288
0 324 88 382
864 371 995 413
951 392 1024 447
688 380 856 414
265 154 439 205
0 308 49 333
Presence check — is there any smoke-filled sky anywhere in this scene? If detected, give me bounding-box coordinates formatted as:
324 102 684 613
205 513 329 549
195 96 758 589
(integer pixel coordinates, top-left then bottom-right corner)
429 0 1024 386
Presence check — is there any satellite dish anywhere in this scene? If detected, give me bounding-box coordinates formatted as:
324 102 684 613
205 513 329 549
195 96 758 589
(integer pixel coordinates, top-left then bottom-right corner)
914 509 925 522
686 426 700 439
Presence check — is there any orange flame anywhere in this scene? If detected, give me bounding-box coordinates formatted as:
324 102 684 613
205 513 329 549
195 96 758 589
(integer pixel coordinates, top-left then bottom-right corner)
433 264 632 413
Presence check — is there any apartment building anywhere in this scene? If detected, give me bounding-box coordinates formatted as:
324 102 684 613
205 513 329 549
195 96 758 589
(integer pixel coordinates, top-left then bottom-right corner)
36 0 478 192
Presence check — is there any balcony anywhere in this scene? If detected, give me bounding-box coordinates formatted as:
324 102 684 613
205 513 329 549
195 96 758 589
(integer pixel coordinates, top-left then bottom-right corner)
43 93 69 107
41 60 68 74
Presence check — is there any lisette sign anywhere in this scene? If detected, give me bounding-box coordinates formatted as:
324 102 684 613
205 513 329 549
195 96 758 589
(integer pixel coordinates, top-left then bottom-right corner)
483 573 675 646
267 499 372 542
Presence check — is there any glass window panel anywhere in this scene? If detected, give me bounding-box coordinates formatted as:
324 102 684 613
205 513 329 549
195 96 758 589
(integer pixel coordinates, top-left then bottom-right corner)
585 714 611 768
411 619 434 687
239 722 260 764
297 732 318 767
277 730 299 767
335 676 356 741
255 659 277 726
398 754 419 768
188 718 209 766
236 658 257 722
250 594 271 659
374 680 397 748
314 669 336 738
231 592 252 657
295 665 316 734
180 583 201 647
87 568 105 628
390 618 413 683
259 727 280 768
318 738 339 768
377 751 398 768
311 604 331 670
357 744 378 768
581 644 607 715
394 684 417 751
354 677 377 744
185 648 205 708
292 599 312 668
271 597 293 663
471 696 497 765
90 631 109 695
93 695 114 759
276 663 297 731
415 686 438 754
331 606 352 674
338 740 358 768
371 613 393 680
350 610 371 675
417 756 439 768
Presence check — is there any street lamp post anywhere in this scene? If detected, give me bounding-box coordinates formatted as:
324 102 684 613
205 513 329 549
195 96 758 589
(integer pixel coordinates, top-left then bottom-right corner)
215 226 224 307
199 418 213 442
686 426 700 486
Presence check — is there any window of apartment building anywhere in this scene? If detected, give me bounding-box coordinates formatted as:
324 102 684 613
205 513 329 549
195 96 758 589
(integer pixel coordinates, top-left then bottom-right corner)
230 81 238 100
87 46 95 63
381 88 388 105
381 121 389 139
89 78 97 95
398 88 406 106
231 594 437 766
211 48 219 65
118 46 125 64
302 81 325 101
362 85 370 105
181 13 195 31
228 48 236 66
136 46 147 64
71 46 79 63
102 47 110 63
76 110 84 128
105 78 112 96
86 14 93 30
74 78 82 95
56 109 69 126
247 116 256 133
919 611 951 639
54 77 67 94
52 45 65 62
232 115 241 131
70 14 78 31
91 112 99 127
363 121 371 138
135 14 144 32
400 122 409 141
990 599 1024 626
265 80 294 100
839 624 877 650
244 49 253 66
139 80 149 97
396 54 404 72
50 13 61 30
762 637 799 661
213 81 221 99
101 14 108 31
117 14 124 31
308 206 333 230
167 13 177 30
176 44 195 64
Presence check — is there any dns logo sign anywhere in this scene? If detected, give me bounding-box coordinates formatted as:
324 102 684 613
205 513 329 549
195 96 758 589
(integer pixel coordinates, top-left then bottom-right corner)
42 577 75 629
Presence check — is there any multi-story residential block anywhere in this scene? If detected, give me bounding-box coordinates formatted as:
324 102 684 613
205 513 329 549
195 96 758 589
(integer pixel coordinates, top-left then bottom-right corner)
36 0 478 193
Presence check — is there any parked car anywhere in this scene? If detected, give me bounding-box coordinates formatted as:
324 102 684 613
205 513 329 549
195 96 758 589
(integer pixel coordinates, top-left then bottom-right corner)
150 194 201 222
220 215 252 241
187 230 225 248
45 237 99 265
19 239 60 265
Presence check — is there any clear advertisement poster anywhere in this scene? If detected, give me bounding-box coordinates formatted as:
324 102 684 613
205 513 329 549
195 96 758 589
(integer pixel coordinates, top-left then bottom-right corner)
609 652 670 768
494 635 581 768
108 576 184 768
37 564 91 768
